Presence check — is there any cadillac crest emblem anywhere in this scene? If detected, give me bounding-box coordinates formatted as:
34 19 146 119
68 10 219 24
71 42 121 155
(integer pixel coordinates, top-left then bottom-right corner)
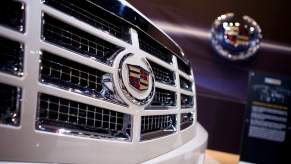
127 64 149 91
211 13 262 61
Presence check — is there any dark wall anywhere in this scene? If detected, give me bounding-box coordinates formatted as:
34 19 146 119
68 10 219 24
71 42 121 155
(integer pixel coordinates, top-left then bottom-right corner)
128 0 291 153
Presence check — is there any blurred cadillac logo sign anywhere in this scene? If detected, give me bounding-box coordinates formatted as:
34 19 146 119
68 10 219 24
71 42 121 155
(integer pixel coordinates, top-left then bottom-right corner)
211 13 262 61
128 64 149 91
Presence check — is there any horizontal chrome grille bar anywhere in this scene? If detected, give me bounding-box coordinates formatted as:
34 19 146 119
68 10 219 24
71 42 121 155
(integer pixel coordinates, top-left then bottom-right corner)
42 0 131 42
41 14 122 65
0 36 24 76
36 93 131 140
180 113 194 130
0 82 21 126
0 0 25 32
181 94 194 108
150 88 176 108
141 114 176 140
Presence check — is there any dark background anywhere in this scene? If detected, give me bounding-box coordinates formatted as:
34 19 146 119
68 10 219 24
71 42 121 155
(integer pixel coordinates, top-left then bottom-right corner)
128 0 291 153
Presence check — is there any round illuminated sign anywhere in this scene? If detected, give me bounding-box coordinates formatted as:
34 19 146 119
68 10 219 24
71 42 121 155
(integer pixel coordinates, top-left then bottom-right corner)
211 13 262 61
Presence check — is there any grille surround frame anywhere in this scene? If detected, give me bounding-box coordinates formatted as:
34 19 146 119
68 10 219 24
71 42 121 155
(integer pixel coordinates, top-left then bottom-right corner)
0 0 198 162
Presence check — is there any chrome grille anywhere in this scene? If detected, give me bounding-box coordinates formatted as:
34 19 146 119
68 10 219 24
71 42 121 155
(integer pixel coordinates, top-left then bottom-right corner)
139 32 173 63
148 60 175 85
37 93 131 140
0 0 25 32
180 76 192 91
181 94 194 108
42 14 122 65
150 88 176 107
40 51 105 97
0 83 21 126
180 113 193 130
141 114 176 140
177 57 191 75
0 36 24 76
43 0 130 42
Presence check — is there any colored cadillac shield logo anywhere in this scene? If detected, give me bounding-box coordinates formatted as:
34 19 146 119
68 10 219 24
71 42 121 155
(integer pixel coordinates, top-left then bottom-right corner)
211 13 262 61
128 64 149 91
117 53 155 106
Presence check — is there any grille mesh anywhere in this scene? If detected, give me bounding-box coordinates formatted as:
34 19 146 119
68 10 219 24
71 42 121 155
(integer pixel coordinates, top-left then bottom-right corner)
180 76 192 91
0 0 25 32
0 83 21 126
177 57 191 75
43 0 130 42
141 114 176 140
180 113 194 130
181 94 193 108
0 36 24 76
42 14 122 65
139 32 173 63
40 51 105 97
37 93 131 139
150 88 176 107
148 60 175 85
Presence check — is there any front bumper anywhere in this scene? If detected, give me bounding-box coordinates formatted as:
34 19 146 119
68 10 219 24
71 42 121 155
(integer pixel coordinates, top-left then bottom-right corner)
0 123 207 164
143 123 208 164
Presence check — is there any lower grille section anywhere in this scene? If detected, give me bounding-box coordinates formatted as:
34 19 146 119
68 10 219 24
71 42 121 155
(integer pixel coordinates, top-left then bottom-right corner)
42 14 122 65
141 115 176 140
150 88 176 108
0 83 21 126
180 113 194 130
0 36 24 76
36 93 131 140
0 0 25 32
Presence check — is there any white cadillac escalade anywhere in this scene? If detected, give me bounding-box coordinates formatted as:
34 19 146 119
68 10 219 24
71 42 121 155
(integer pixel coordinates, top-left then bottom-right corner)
0 0 208 163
